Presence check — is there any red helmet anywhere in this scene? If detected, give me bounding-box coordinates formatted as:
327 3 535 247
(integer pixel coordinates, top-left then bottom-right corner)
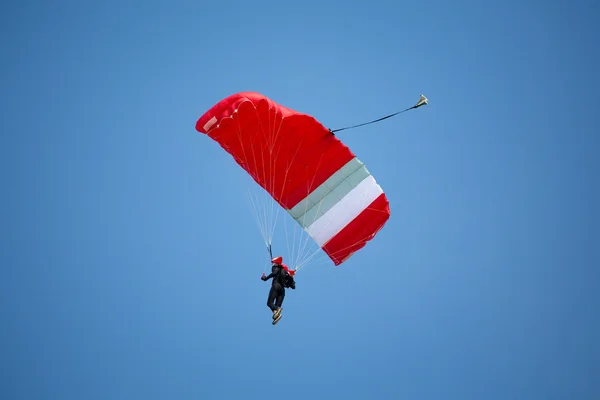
271 256 283 264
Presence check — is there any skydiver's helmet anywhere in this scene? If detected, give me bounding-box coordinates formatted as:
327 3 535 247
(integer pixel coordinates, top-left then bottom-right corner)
271 256 283 265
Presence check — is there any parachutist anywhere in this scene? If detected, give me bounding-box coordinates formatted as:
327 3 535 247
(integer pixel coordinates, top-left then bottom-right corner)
261 256 296 325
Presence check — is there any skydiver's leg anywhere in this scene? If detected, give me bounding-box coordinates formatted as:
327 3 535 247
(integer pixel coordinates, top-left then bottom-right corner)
275 287 285 309
267 286 278 312
268 285 284 319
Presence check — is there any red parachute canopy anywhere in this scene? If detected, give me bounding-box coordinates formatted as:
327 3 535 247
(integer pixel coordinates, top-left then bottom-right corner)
196 92 390 265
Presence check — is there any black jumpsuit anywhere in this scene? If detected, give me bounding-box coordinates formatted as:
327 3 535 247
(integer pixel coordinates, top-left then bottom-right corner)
262 264 294 312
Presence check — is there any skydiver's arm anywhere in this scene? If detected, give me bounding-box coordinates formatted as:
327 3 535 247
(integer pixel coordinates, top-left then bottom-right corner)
262 265 281 281
261 272 274 281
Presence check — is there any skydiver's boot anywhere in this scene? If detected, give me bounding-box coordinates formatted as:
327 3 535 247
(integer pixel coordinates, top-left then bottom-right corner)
272 313 283 325
273 308 282 319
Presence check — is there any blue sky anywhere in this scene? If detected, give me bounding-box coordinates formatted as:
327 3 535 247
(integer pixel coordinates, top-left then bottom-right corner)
2 0 599 399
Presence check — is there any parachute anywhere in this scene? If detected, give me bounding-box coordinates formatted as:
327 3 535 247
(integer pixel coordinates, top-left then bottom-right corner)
196 92 423 267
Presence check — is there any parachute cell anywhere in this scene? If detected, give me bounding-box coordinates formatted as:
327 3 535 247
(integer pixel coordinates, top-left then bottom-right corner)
196 92 390 265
